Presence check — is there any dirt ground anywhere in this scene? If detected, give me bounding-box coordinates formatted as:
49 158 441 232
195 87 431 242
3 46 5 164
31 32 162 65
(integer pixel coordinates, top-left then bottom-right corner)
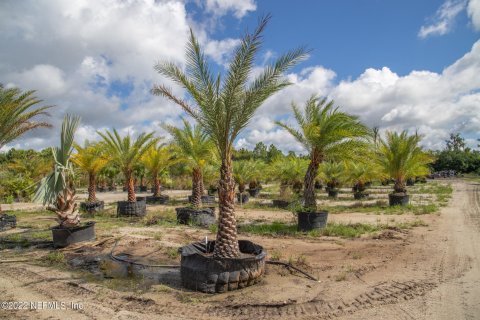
1 180 479 319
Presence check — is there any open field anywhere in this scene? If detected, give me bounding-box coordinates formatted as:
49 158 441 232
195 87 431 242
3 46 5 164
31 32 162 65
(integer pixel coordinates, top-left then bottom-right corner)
1 179 479 319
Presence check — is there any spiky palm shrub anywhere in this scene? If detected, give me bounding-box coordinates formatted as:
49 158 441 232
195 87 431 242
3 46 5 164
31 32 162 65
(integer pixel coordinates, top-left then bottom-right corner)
164 119 215 209
377 131 433 194
142 142 179 197
72 142 109 203
276 96 371 211
97 129 157 202
233 159 264 193
269 156 309 199
153 15 307 258
318 162 346 192
344 161 380 194
34 115 81 228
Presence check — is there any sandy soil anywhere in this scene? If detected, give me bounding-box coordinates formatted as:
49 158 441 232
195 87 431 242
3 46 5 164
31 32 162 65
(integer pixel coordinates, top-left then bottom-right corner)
0 180 478 319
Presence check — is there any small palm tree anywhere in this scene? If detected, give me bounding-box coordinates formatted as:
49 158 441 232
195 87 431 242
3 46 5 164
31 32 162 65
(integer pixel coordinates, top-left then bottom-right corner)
344 161 380 196
377 130 433 194
153 15 307 258
165 119 215 208
142 142 179 197
97 129 157 202
233 159 263 194
318 162 346 193
34 115 81 228
270 156 309 199
0 85 52 149
276 96 371 211
72 142 109 203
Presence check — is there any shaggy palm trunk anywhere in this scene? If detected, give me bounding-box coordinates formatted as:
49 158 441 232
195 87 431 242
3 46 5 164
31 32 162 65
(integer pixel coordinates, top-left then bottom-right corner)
153 172 161 197
303 151 322 210
88 172 97 203
394 179 406 193
191 167 202 208
126 170 136 202
213 155 240 258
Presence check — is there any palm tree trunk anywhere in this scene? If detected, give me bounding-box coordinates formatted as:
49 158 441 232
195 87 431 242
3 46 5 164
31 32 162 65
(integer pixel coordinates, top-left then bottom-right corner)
153 173 161 197
126 170 136 202
213 155 240 258
191 167 202 208
394 179 406 194
303 150 322 210
88 172 97 203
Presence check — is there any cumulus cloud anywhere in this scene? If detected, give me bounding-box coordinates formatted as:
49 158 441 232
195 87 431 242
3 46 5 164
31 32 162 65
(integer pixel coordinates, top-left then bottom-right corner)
204 0 256 19
237 40 480 152
418 0 467 38
468 0 480 30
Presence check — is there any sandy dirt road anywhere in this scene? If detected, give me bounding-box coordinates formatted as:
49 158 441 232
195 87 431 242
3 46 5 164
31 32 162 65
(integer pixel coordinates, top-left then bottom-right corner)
0 180 479 319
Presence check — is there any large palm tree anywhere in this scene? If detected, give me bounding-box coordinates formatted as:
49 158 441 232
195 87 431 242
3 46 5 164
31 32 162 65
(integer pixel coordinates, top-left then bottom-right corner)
152 15 307 258
164 119 215 208
0 85 52 149
142 142 179 197
276 96 371 211
72 142 109 203
377 130 433 194
97 129 157 202
34 115 81 227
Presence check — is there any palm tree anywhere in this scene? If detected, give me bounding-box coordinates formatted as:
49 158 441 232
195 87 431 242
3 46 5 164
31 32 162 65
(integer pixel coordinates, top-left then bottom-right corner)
344 160 380 198
97 129 157 202
164 119 215 208
0 85 52 149
276 96 371 211
377 130 433 195
270 156 309 199
34 115 81 227
142 142 179 197
318 162 346 196
152 15 307 258
72 142 109 203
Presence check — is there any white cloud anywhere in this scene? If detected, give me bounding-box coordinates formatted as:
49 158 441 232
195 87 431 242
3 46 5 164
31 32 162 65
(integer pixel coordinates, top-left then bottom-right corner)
204 38 241 66
418 0 467 38
468 0 480 30
204 0 256 19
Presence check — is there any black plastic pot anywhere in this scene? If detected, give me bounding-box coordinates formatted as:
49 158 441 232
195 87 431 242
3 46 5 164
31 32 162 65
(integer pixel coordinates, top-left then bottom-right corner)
146 195 169 204
179 240 266 293
97 186 106 193
327 189 339 198
297 210 328 231
176 207 216 227
0 214 16 231
406 179 415 186
353 192 369 200
389 193 410 206
314 181 323 190
207 188 218 196
117 197 147 217
80 201 104 214
188 195 216 204
247 188 260 197
236 193 249 204
272 199 291 209
139 186 148 192
52 221 96 248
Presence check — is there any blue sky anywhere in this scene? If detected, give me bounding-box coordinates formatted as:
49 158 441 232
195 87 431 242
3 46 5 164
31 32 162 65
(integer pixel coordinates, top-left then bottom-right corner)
1 0 479 152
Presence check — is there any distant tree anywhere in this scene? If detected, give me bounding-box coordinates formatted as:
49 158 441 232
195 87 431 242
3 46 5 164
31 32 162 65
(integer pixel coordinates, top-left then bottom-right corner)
253 142 268 160
267 144 283 162
445 133 466 152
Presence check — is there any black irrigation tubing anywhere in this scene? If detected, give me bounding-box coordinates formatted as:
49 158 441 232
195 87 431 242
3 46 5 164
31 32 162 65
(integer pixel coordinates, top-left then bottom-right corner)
109 240 319 282
109 240 180 268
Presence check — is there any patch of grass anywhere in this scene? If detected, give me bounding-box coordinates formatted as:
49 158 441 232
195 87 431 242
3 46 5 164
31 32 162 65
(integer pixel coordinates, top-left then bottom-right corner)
43 251 66 265
351 252 362 260
239 221 297 236
241 201 290 211
165 247 179 259
176 292 202 304
208 223 218 233
269 249 283 261
320 223 381 238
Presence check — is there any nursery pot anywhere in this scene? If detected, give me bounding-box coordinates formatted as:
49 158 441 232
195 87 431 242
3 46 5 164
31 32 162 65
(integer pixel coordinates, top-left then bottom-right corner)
297 210 329 231
117 197 147 217
406 179 415 186
247 188 260 197
176 207 215 227
353 192 369 200
272 199 291 209
0 214 16 231
388 193 410 206
52 221 95 248
139 186 148 192
146 195 169 204
80 201 104 214
236 193 249 204
179 240 266 293
188 195 216 204
327 189 339 198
